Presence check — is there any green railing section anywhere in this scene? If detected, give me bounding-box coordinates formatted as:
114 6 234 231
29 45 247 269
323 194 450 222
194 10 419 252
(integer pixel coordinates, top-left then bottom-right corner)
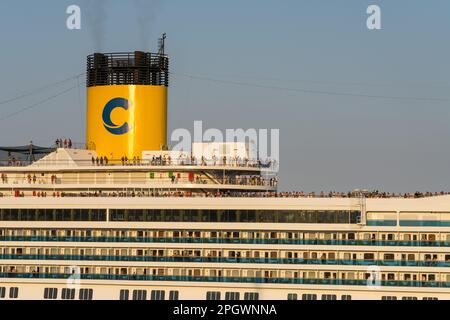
0 236 448 247
0 254 449 267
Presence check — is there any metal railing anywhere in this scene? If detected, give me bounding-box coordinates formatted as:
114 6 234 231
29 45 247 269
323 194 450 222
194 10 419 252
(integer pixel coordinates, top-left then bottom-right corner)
0 273 449 288
87 52 169 87
0 254 448 268
0 236 449 248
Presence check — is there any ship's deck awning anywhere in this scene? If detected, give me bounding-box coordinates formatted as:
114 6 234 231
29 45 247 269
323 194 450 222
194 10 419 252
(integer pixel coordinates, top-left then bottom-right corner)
0 144 56 155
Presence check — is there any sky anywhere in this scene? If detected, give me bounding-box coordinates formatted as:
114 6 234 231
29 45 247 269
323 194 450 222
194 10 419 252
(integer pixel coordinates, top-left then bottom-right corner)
0 0 449 192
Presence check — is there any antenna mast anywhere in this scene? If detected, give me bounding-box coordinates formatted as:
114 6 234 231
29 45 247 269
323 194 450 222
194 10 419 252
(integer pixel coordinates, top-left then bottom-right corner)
158 33 167 55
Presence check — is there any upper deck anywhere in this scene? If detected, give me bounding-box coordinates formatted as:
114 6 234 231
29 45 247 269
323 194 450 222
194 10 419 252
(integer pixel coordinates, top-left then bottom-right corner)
0 148 278 196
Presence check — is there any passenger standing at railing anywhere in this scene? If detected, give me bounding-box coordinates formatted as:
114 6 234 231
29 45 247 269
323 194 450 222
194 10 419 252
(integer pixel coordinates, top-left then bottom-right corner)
68 139 72 149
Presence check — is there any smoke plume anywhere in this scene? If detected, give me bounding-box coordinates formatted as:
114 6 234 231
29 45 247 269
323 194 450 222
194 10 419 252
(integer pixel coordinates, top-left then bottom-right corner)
133 0 162 51
82 0 111 51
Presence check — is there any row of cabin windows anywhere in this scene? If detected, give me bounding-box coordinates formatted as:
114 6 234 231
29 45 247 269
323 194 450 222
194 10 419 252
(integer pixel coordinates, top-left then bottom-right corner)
383 297 438 300
60 288 93 300
1 228 449 242
2 246 449 263
0 287 441 300
120 290 179 300
206 292 259 300
109 209 361 224
290 294 436 301
0 209 361 223
0 287 18 299
1 266 449 283
0 209 106 222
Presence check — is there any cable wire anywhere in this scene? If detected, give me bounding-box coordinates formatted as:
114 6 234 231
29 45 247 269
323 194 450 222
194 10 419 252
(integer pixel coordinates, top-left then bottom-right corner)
0 85 78 122
0 73 85 106
172 72 450 102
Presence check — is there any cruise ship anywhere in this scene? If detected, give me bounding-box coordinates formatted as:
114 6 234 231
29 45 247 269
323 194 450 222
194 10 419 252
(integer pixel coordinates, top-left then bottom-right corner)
0 36 449 301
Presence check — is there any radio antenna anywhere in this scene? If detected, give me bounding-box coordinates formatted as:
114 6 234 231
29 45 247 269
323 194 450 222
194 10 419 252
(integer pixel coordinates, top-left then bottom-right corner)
158 33 167 55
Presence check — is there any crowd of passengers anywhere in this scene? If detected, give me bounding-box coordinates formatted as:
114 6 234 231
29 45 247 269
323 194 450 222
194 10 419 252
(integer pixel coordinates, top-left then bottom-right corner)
5 189 449 199
86 154 274 168
272 190 450 199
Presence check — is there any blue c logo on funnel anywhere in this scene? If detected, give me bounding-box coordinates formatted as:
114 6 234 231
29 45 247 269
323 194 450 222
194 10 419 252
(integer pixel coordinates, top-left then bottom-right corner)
102 98 131 135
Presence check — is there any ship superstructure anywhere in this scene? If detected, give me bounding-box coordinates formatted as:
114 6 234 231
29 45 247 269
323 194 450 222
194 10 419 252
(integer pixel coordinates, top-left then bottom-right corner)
0 37 448 300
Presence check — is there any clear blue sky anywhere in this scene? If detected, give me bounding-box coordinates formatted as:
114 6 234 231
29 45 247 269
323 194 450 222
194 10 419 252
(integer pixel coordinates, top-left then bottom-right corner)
0 0 449 192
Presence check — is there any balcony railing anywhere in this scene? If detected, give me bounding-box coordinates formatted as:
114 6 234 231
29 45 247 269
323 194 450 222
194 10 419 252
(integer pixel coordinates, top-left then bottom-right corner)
0 235 449 248
0 254 449 268
0 273 449 288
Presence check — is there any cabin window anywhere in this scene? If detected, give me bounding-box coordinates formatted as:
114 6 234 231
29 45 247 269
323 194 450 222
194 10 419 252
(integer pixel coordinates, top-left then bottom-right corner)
322 295 337 300
244 293 259 300
341 295 352 300
133 290 147 301
287 293 298 300
9 287 18 299
119 290 129 300
364 253 375 260
44 288 58 300
206 292 221 300
151 290 165 300
225 292 240 300
79 289 93 300
383 254 395 260
61 288 75 300
302 294 317 300
169 291 179 300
